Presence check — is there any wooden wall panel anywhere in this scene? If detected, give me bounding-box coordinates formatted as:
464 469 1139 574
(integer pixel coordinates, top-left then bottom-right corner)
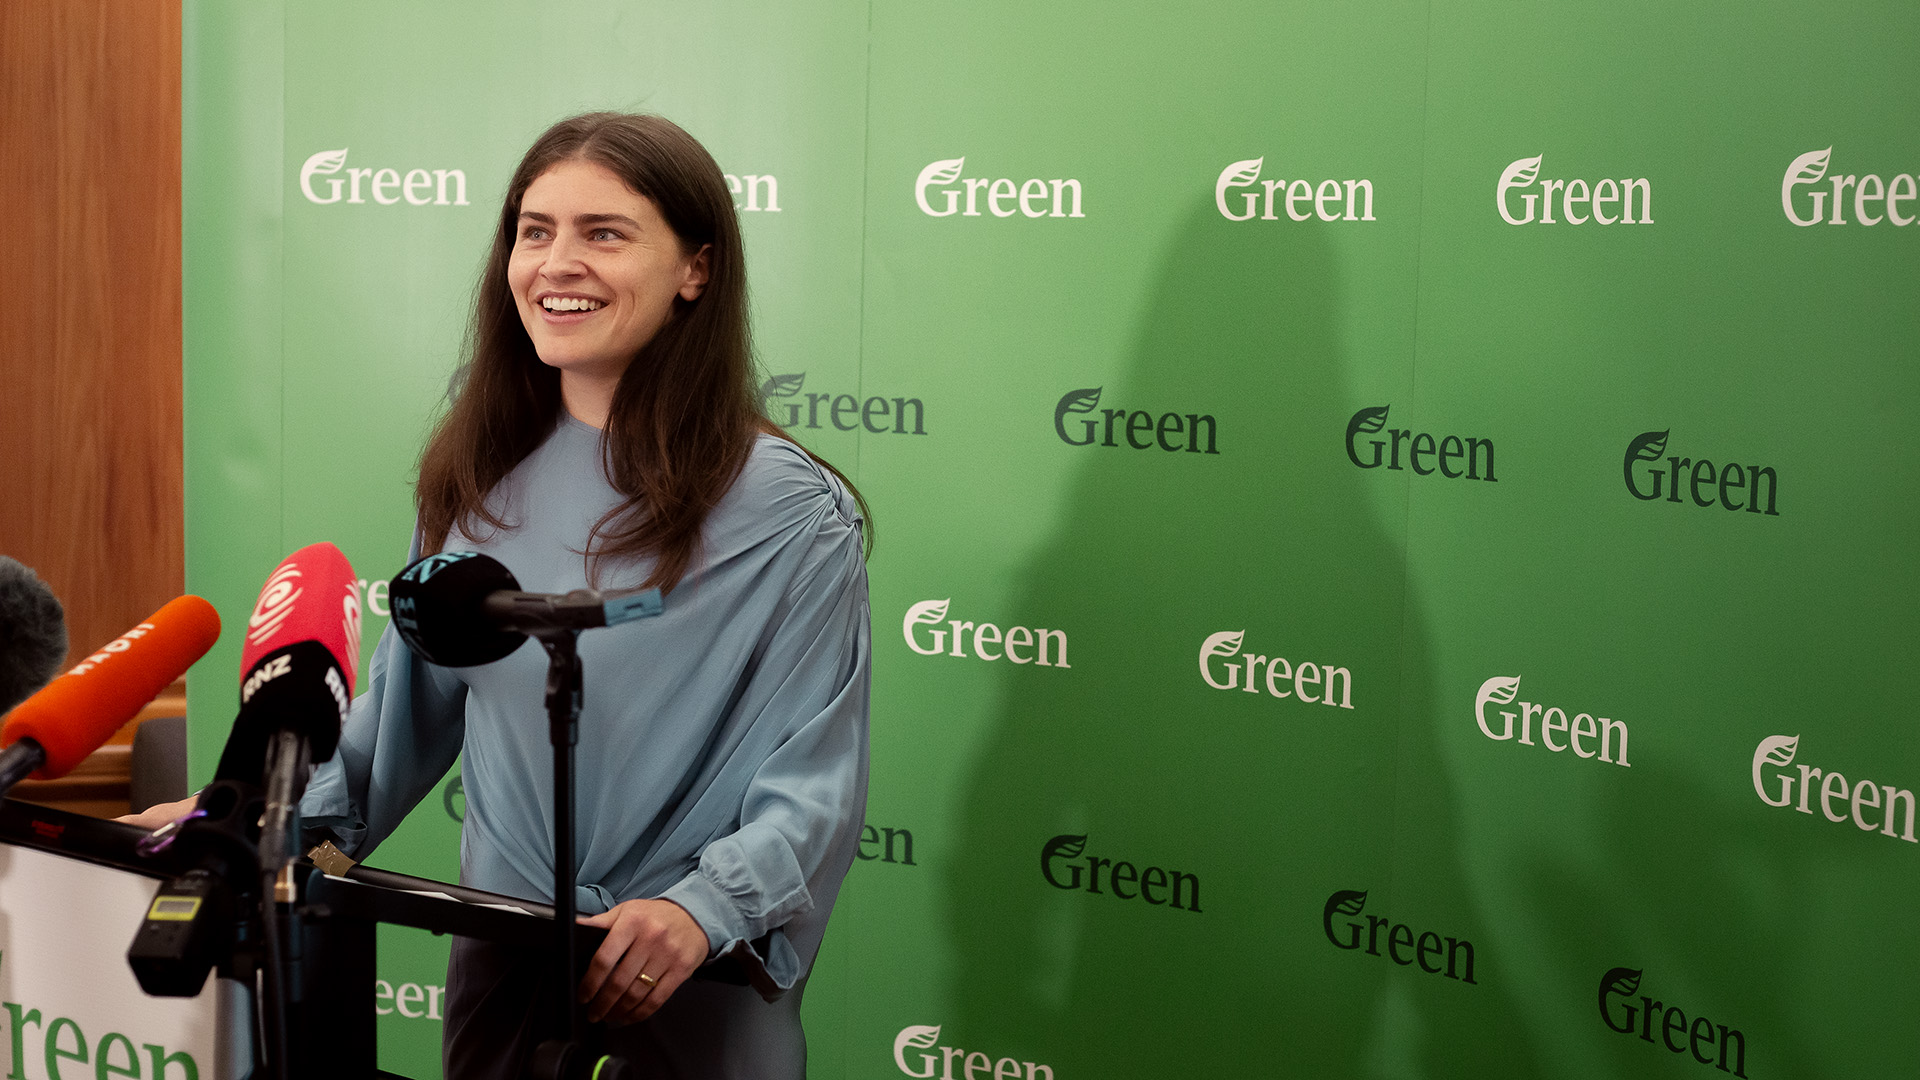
0 0 185 674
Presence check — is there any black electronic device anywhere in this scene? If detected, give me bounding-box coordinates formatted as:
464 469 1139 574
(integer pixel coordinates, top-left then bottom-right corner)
128 868 232 996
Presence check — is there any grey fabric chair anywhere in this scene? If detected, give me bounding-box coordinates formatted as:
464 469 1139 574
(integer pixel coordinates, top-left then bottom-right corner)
129 714 188 813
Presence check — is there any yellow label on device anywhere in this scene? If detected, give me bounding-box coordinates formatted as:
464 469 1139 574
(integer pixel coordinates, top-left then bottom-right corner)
145 895 202 921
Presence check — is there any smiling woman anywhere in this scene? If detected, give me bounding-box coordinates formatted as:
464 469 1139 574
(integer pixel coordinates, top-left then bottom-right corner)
506 161 711 423
294 113 872 1080
413 113 858 595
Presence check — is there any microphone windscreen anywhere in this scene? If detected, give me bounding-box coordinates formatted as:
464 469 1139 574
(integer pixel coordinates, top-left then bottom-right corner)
240 542 362 695
1 595 221 780
218 543 361 776
0 557 67 714
389 551 526 667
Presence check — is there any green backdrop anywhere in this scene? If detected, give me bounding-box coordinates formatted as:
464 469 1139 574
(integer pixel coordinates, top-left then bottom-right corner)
182 1 1918 1076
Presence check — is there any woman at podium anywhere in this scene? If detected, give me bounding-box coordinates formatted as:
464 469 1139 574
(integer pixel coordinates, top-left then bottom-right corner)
159 112 872 1079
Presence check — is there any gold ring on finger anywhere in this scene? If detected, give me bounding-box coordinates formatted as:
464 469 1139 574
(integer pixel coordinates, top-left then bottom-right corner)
637 972 657 987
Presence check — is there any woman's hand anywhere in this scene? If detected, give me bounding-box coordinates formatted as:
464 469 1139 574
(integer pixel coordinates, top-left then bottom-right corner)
116 796 199 830
576 898 709 1026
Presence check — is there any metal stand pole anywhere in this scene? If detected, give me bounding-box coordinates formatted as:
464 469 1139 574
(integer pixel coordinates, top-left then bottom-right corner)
536 629 584 1046
527 633 628 1080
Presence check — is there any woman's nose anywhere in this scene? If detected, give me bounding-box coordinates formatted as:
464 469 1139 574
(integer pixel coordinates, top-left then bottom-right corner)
542 233 588 277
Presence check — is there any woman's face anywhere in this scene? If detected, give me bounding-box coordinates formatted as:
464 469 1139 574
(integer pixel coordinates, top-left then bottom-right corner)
507 159 710 384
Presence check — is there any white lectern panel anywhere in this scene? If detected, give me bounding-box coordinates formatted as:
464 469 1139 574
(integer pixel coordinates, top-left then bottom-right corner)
0 840 230 1079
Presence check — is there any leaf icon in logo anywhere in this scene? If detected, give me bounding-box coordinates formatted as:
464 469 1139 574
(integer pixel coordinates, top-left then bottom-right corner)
1202 630 1245 658
921 157 965 187
1050 834 1088 860
1222 157 1264 187
1479 675 1521 706
1331 890 1368 917
1500 155 1543 188
1058 387 1102 415
900 1025 940 1050
759 373 804 400
908 598 949 624
1627 430 1670 462
1351 405 1390 434
1604 967 1643 997
1761 735 1798 768
1786 147 1831 187
306 148 349 175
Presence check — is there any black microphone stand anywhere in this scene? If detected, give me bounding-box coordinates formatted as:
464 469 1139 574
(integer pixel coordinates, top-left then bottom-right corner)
527 629 628 1080
258 729 308 1080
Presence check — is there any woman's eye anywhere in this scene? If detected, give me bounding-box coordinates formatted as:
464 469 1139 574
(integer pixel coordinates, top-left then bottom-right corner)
521 226 549 241
590 228 620 241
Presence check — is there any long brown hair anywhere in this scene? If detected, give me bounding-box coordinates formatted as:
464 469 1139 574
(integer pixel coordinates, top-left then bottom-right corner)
417 112 864 592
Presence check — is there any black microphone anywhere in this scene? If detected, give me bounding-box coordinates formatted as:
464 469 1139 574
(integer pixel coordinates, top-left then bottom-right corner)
0 557 67 715
389 552 660 667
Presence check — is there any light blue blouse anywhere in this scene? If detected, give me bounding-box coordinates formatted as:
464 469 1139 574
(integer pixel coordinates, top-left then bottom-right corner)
302 420 871 1006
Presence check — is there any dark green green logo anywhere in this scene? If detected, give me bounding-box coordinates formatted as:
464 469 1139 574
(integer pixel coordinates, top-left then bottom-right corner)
1054 387 1218 453
759 373 926 435
1346 405 1495 480
1624 430 1778 514
1040 834 1200 912
854 823 916 865
1322 888 1475 983
1599 966 1748 1076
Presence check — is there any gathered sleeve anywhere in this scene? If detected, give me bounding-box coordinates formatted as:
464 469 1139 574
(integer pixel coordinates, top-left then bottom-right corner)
657 479 872 998
300 537 469 858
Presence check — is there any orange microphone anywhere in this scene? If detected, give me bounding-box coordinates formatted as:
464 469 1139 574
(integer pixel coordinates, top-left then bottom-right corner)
0 595 222 790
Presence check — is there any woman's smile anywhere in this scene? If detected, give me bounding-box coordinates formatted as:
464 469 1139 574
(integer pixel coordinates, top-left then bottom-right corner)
537 294 607 316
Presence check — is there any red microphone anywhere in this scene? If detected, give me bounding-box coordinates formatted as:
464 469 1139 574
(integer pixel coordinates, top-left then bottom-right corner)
0 595 222 790
214 543 361 782
240 541 361 692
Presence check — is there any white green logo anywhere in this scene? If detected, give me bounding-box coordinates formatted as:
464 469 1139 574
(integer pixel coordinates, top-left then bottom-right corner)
1214 157 1376 222
299 148 471 206
1751 734 1916 841
903 599 1067 667
1780 148 1919 226
1198 630 1354 709
723 172 781 213
914 157 1084 219
1474 675 1629 767
1497 155 1651 225
893 1023 1055 1079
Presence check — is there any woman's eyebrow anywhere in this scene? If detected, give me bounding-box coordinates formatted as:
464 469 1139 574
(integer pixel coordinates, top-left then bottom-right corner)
575 213 642 229
517 210 642 230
